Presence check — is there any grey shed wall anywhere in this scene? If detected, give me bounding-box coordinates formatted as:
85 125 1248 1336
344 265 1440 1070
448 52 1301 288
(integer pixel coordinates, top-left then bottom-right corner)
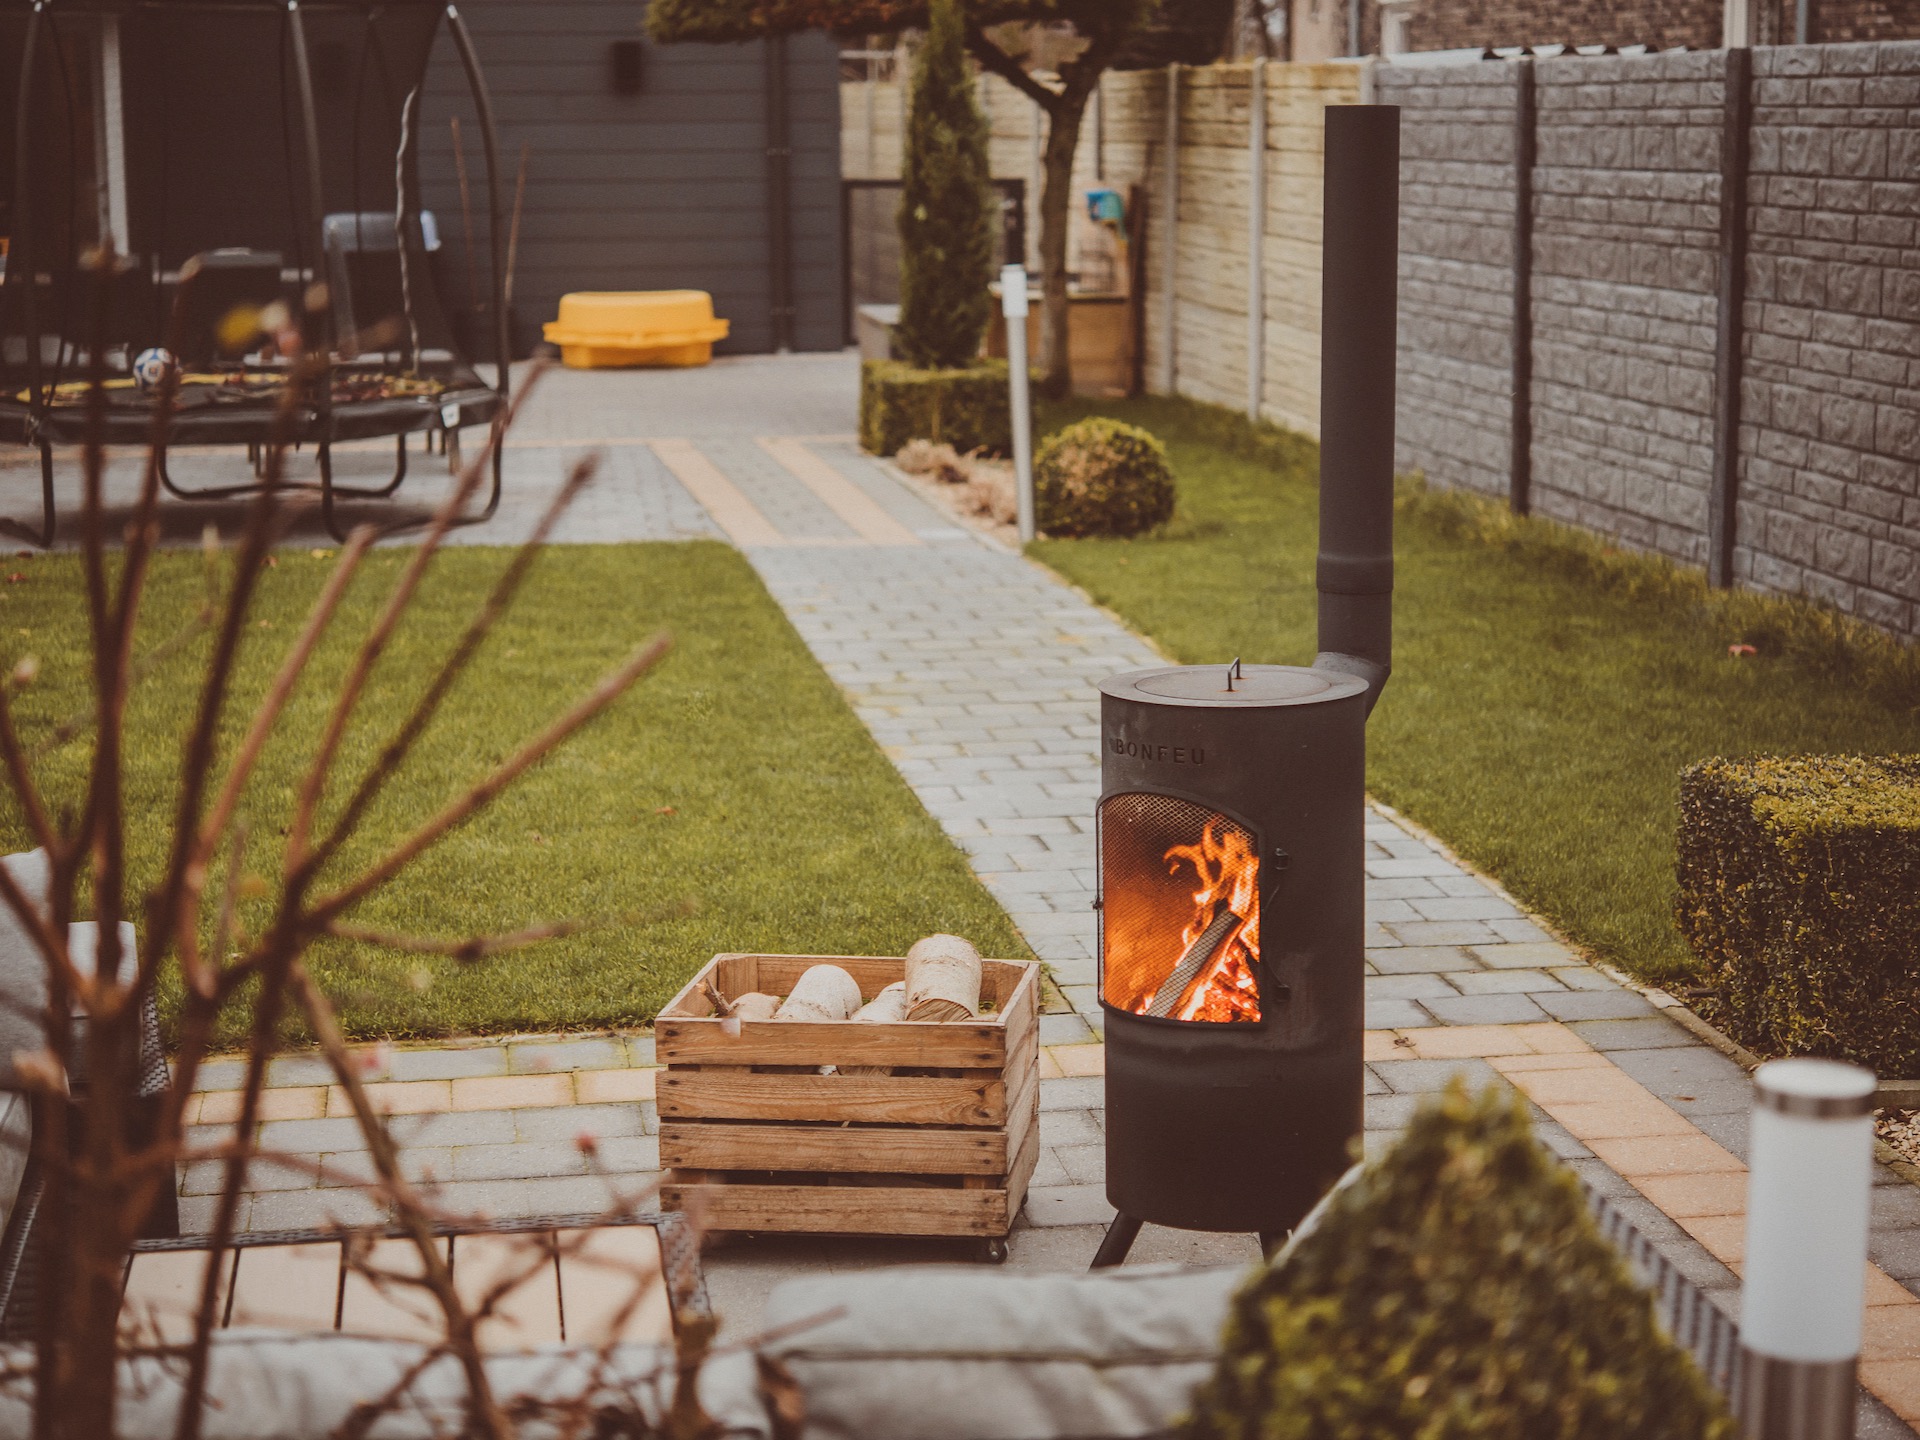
418 1 842 355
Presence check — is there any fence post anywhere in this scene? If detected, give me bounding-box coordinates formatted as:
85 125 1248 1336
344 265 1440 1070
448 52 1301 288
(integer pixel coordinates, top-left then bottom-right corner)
1709 45 1753 590
1509 56 1535 516
1739 1058 1875 1440
1162 62 1181 396
1247 58 1268 422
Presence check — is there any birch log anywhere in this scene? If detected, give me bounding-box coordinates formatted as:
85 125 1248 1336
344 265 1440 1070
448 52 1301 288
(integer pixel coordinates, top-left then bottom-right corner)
840 981 909 1075
774 965 863 1023
905 934 982 1022
730 992 781 1023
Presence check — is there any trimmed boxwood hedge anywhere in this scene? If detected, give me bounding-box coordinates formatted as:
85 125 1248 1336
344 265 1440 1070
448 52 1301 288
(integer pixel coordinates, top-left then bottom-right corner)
1034 417 1176 538
859 358 1010 457
1676 754 1920 1075
1181 1083 1734 1440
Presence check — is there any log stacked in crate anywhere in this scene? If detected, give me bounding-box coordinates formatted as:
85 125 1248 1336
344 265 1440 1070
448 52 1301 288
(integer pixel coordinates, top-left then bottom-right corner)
657 938 1041 1259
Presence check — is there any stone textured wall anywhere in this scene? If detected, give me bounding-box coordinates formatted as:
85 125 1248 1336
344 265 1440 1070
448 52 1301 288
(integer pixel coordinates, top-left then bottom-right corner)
1735 42 1920 634
1392 0 1920 50
1385 43 1920 640
1528 52 1727 564
1378 62 1519 498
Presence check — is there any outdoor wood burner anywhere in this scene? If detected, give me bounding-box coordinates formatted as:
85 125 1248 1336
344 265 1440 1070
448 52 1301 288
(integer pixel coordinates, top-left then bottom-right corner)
1091 104 1400 1267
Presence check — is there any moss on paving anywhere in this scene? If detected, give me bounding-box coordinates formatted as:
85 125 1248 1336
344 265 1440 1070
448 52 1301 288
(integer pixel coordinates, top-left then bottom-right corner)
0 540 1023 1044
1031 395 1918 983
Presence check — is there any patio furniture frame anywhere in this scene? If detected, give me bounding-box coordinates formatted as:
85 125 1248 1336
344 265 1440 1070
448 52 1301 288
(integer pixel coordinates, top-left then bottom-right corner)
0 0 511 545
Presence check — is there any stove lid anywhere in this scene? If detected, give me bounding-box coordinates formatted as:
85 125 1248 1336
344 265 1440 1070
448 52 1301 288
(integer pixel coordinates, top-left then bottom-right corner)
1101 663 1367 708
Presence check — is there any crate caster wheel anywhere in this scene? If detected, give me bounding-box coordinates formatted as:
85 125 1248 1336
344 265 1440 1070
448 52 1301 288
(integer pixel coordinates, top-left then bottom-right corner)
975 1237 1009 1264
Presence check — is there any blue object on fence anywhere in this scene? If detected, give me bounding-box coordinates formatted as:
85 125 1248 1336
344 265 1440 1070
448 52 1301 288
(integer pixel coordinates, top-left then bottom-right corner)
1086 188 1125 226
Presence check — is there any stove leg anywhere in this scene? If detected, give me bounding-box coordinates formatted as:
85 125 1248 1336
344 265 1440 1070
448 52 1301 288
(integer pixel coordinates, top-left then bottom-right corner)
1259 1231 1287 1259
1090 1212 1143 1269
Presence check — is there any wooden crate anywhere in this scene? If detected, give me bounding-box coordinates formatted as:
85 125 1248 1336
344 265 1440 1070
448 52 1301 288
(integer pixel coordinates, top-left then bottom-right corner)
657 953 1042 1248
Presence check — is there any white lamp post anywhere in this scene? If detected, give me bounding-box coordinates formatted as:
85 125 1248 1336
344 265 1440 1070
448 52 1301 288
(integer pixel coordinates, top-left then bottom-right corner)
1740 1057 1877 1440
1000 262 1035 544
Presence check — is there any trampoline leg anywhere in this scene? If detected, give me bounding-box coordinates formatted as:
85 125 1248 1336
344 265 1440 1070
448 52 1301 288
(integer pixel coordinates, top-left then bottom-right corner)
445 427 462 474
318 443 349 544
26 441 56 548
477 430 502 521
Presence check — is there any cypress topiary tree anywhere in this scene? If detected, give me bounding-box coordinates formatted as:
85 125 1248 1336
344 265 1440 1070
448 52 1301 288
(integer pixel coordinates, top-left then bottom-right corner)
1182 1082 1736 1440
892 0 995 371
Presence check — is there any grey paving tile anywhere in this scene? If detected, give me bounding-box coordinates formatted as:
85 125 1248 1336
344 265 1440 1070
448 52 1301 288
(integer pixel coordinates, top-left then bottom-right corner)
1039 1108 1103 1149
248 1186 387 1232
586 1135 661 1175
507 1038 628 1073
389 1110 520 1148
1687 1109 1752 1160
386 1046 509 1082
1363 1093 1426 1131
428 1174 637 1222
1469 942 1577 969
1383 920 1501 947
257 1116 368 1154
1369 1057 1500 1095
1366 972 1459 1001
1021 1185 1115 1228
1447 969 1565 995
1366 998 1439 1029
451 1141 590 1182
1040 1076 1102 1112
1532 989 1660 1022
193 1060 250 1092
1566 1016 1696 1051
1873 1184 1920 1230
1551 967 1619 992
1367 945 1480 974
516 1104 650 1144
1420 993 1549 1026
1607 1045 1750 1093
1055 1143 1105 1185
1406 896 1521 922
1039 1013 1095 1046
178 1193 250 1235
1030 1147 1072 1190
264 1055 334 1088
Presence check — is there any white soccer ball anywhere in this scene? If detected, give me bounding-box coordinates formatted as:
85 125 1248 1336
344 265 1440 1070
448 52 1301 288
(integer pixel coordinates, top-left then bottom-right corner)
131 347 177 391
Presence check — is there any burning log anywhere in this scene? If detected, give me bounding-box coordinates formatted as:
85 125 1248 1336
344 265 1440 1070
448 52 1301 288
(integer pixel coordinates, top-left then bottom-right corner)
774 965 862 1023
905 935 982 1022
1146 906 1242 1019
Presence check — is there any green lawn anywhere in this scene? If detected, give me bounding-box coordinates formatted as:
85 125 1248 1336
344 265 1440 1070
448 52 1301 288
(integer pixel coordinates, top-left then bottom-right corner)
0 540 1023 1044
1032 396 1918 984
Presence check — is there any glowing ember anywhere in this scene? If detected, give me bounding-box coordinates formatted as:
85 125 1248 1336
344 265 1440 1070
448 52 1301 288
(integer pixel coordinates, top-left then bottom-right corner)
1139 819 1261 1023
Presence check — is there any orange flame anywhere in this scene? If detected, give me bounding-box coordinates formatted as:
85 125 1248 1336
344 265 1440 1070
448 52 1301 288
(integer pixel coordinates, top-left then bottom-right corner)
1141 819 1261 1023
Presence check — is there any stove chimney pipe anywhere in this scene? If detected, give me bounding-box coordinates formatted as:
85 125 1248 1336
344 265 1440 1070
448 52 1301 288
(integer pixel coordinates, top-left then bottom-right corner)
1312 105 1399 715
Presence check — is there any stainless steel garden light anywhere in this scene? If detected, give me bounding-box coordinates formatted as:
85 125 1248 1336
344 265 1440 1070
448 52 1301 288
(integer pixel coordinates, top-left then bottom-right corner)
1739 1057 1877 1440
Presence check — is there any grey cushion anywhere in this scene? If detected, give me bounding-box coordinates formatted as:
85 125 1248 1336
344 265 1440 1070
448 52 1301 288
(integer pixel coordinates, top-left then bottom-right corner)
0 1092 29 1247
762 1264 1243 1440
0 851 50 1091
0 1333 773 1440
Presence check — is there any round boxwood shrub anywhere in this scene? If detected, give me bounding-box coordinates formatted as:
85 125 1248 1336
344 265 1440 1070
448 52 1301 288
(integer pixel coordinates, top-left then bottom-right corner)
1180 1082 1734 1440
1034 418 1175 538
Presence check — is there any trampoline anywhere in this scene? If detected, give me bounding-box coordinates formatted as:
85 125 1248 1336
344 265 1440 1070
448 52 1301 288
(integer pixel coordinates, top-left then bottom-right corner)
0 0 510 543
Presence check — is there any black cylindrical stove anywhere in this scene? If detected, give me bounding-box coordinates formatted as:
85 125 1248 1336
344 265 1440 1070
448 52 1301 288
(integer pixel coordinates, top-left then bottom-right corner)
1089 104 1399 1266
1096 663 1367 1241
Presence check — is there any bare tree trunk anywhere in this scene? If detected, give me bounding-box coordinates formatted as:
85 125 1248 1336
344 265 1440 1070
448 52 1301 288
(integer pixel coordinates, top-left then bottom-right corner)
1036 84 1091 399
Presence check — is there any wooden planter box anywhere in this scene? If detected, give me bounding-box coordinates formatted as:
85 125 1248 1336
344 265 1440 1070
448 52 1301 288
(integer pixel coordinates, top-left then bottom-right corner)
657 953 1041 1255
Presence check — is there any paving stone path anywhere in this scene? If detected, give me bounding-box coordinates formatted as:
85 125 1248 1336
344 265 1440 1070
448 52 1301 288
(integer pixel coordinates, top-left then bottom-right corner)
163 362 1917 1432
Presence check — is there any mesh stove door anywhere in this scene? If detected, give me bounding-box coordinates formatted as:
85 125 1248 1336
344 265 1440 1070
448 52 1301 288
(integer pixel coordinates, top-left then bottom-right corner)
1099 792 1261 1024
